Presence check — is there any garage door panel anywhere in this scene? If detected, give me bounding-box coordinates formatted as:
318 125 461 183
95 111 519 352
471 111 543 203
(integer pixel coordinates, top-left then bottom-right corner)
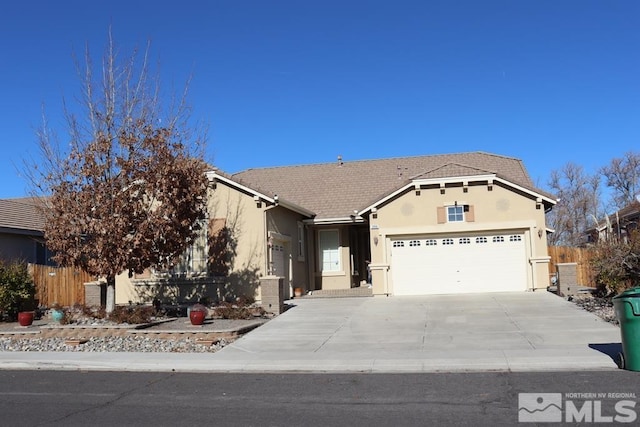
391 233 526 295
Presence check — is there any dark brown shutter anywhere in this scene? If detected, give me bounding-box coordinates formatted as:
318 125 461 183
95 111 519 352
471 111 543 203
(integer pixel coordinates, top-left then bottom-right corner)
437 206 446 224
466 205 475 222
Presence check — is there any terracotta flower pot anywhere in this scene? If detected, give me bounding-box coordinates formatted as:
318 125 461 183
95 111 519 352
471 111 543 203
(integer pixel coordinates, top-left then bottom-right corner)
18 311 34 327
189 310 206 325
294 287 303 298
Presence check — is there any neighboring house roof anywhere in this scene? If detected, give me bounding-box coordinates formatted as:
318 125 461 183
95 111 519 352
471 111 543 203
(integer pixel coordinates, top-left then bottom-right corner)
0 197 45 234
588 199 640 226
613 199 640 223
231 151 556 220
588 199 640 234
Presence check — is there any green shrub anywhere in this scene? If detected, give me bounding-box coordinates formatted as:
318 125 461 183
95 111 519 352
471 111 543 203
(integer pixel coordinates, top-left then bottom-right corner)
0 260 36 320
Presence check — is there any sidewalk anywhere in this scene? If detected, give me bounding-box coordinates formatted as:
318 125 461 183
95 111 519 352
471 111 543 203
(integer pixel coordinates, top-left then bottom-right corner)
0 292 625 373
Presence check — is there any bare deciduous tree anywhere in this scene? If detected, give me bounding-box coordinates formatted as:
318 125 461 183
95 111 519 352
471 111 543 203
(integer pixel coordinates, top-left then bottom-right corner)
26 32 209 312
546 162 603 246
601 151 640 210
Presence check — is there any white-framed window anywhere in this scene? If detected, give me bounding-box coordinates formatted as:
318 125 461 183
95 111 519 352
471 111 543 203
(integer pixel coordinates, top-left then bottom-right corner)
459 237 471 244
425 239 437 246
168 218 209 277
447 206 464 222
319 229 341 272
297 222 305 261
493 236 505 243
393 241 405 247
510 235 522 242
476 237 488 244
409 240 421 247
443 238 454 245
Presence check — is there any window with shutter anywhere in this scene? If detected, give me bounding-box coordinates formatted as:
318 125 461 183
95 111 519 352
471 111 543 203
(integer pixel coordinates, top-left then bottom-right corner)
447 206 464 222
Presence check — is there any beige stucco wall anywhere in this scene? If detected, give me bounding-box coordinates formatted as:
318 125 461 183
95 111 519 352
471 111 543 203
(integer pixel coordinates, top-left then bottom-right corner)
368 182 550 295
116 180 309 305
266 206 309 296
208 182 267 301
116 181 267 305
115 271 135 305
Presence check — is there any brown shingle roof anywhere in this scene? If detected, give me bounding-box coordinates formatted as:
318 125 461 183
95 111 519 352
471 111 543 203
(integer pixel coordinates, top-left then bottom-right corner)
232 151 551 219
411 163 495 180
0 197 45 233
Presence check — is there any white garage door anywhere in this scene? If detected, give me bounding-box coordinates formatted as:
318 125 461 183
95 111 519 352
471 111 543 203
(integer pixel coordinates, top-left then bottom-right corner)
391 233 527 295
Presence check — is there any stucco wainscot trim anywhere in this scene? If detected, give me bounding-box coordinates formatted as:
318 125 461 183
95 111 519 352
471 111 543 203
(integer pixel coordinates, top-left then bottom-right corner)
131 275 227 304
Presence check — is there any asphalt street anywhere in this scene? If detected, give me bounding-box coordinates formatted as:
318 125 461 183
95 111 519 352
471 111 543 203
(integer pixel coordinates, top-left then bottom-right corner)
0 370 638 426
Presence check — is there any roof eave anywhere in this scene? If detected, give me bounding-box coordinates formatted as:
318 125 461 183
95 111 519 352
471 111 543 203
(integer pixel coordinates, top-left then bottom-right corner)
304 216 366 225
278 200 316 218
358 174 557 216
207 170 315 218
0 227 44 236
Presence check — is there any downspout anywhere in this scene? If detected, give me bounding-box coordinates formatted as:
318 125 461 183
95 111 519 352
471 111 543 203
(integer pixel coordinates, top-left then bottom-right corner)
384 235 390 296
529 227 537 291
305 223 313 292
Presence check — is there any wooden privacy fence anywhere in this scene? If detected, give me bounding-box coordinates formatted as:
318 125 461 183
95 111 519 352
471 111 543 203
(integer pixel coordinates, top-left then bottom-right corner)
29 264 94 307
547 246 596 288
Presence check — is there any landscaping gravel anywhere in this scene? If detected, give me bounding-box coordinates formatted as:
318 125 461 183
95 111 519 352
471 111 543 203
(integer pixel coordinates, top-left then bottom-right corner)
569 294 618 325
0 316 267 353
0 335 232 352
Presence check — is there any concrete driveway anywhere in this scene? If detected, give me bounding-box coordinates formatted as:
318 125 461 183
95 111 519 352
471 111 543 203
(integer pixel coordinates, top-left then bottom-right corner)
209 291 623 372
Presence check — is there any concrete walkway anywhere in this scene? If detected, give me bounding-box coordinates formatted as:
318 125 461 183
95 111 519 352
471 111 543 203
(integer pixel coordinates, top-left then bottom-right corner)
0 292 624 373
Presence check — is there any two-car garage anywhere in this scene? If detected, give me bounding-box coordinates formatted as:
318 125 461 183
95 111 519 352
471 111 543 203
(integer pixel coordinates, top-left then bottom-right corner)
390 232 528 295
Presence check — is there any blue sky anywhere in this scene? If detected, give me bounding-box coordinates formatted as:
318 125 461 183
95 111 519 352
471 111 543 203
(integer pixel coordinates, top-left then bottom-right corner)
1 1 639 198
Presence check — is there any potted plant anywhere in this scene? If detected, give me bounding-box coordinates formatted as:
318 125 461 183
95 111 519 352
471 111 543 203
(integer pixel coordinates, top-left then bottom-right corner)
0 260 36 324
17 297 38 326
50 302 65 324
18 310 35 326
189 303 208 325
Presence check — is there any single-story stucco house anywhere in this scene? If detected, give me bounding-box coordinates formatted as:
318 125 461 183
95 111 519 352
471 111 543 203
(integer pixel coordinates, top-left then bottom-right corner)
116 151 557 305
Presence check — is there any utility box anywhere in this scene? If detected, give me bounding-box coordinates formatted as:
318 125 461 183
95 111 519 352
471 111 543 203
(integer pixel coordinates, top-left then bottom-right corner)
556 262 578 297
84 280 106 307
260 276 285 315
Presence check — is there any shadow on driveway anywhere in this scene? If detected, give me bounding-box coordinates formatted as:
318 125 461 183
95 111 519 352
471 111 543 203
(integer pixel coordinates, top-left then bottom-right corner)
589 342 623 368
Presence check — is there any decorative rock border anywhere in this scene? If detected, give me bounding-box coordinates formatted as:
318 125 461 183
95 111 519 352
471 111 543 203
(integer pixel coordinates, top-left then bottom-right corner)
0 318 267 341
